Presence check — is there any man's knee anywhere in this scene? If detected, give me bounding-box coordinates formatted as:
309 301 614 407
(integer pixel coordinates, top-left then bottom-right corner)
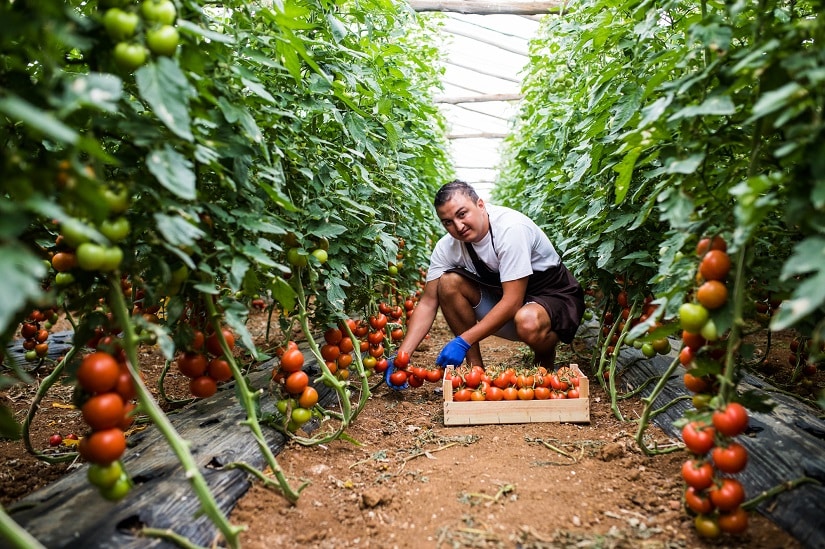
437 272 469 299
514 305 552 345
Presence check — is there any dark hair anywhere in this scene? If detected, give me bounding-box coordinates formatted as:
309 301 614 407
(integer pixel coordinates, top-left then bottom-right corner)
434 179 479 207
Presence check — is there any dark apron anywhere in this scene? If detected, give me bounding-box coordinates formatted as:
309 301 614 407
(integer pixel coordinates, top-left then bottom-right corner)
447 220 584 344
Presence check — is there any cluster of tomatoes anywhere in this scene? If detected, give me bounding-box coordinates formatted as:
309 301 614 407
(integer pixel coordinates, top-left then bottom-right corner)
19 308 59 362
680 402 751 538
447 365 582 401
74 347 136 501
386 350 443 388
100 0 180 72
271 342 319 432
174 326 236 399
678 236 731 348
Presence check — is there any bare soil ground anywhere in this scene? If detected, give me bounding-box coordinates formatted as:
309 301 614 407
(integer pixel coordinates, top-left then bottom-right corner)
1 307 817 549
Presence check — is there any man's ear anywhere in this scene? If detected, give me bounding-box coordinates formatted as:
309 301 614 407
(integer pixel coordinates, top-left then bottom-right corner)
477 198 485 209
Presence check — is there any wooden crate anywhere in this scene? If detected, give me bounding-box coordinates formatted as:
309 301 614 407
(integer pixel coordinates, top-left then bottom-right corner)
442 364 590 425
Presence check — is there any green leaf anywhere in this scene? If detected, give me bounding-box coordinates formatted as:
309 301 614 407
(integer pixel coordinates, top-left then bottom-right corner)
0 244 48 336
269 277 297 311
0 95 78 144
668 96 735 121
770 269 825 331
229 255 250 290
614 147 641 204
135 58 193 141
153 212 205 247
176 19 234 44
59 73 123 115
780 237 825 278
747 82 804 123
146 145 197 200
666 154 704 174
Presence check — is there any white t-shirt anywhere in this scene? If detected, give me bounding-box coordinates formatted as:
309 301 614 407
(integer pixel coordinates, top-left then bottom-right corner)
426 204 560 283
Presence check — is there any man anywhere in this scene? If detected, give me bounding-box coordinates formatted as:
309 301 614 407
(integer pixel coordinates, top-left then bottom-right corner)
387 180 584 388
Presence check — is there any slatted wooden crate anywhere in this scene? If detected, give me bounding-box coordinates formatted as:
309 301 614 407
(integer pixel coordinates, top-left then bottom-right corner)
442 364 590 425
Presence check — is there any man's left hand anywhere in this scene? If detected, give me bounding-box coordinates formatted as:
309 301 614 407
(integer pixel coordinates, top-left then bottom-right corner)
436 336 470 367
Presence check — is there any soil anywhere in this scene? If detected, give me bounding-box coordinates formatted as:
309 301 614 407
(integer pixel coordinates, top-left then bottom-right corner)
1 307 819 549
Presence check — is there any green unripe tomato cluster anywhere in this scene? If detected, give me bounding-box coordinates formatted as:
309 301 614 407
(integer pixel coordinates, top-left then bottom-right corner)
104 0 179 72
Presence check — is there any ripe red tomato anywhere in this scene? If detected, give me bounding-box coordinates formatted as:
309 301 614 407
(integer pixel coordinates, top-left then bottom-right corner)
567 388 580 399
77 352 120 394
699 250 731 281
190 376 217 398
338 337 354 354
82 393 126 431
280 348 305 373
368 344 384 358
683 371 710 393
684 486 714 514
320 343 341 362
718 507 749 534
682 330 706 350
534 386 551 400
80 428 126 465
177 352 208 378
517 387 534 400
682 421 716 454
298 386 319 408
394 350 410 369
207 358 233 382
696 280 728 310
711 441 748 474
389 370 408 387
285 371 309 395
205 327 235 356
502 387 519 400
425 368 443 383
367 330 384 345
485 386 504 401
391 328 404 341
712 402 749 437
452 387 471 401
49 434 63 447
369 313 388 330
463 369 481 388
696 235 727 256
324 327 342 345
709 478 745 511
681 458 714 490
115 367 136 402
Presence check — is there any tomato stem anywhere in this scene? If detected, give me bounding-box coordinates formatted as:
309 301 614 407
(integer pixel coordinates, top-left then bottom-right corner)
634 355 687 456
200 295 303 503
741 476 821 510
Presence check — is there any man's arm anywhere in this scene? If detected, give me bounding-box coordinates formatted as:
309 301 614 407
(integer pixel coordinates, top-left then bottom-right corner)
395 279 440 357
459 277 528 346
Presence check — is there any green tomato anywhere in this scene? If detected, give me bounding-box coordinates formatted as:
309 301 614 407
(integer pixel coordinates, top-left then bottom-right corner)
311 249 328 264
679 302 709 334
582 310 594 321
99 475 131 501
54 272 76 286
99 217 130 243
286 248 308 268
291 407 312 426
99 246 124 272
61 218 93 248
388 265 398 276
140 0 176 24
170 264 189 286
102 187 129 214
103 8 139 41
700 318 719 341
25 350 38 361
76 243 107 271
88 461 124 489
641 343 657 358
113 42 148 72
146 24 179 56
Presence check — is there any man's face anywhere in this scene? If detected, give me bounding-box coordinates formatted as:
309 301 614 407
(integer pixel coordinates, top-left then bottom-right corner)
436 193 488 243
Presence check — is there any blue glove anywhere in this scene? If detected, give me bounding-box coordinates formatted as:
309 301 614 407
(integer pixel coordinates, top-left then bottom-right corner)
384 355 409 391
436 336 471 367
